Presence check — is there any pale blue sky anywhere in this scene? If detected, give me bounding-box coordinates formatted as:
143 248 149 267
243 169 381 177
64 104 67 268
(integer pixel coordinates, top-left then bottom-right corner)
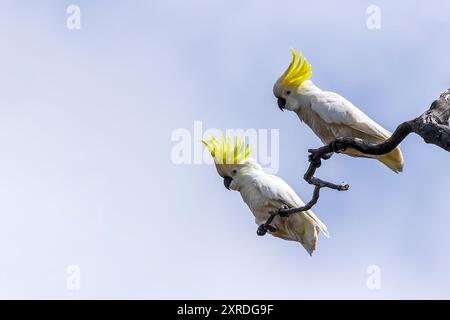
0 0 449 299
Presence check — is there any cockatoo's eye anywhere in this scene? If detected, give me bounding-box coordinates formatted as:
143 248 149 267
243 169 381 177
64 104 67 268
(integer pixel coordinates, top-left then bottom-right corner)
232 169 237 175
286 90 291 95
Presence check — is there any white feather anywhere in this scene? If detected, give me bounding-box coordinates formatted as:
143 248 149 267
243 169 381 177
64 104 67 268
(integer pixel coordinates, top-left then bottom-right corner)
251 173 329 238
311 90 391 140
228 160 329 254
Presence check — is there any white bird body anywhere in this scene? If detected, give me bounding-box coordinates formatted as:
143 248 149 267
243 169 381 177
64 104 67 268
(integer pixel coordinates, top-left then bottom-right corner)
273 50 404 172
202 133 328 255
230 159 329 255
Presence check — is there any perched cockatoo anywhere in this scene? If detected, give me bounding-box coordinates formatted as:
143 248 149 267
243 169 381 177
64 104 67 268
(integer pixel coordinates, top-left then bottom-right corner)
273 49 404 172
202 134 329 255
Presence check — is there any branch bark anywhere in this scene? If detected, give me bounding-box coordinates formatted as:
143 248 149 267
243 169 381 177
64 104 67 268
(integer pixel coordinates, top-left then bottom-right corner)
258 88 450 235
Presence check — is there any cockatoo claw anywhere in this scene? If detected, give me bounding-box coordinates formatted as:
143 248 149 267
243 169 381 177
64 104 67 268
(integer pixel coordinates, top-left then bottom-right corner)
257 224 277 236
278 205 290 217
257 225 268 236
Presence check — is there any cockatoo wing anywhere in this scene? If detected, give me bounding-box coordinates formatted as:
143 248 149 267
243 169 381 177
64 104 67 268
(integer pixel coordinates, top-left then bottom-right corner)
253 174 329 237
254 174 301 207
312 91 391 140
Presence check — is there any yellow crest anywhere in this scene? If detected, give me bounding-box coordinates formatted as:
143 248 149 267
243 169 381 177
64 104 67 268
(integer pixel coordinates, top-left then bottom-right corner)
281 48 312 86
201 132 254 165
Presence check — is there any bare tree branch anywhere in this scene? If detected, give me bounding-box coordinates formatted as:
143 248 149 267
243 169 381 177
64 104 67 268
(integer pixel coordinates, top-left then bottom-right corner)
257 89 450 236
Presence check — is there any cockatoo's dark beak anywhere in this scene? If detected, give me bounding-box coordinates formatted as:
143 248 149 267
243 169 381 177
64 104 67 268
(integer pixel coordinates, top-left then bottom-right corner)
277 98 286 111
223 176 233 190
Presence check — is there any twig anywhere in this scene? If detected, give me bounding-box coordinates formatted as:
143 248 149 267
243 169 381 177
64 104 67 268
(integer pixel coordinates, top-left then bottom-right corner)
257 88 450 236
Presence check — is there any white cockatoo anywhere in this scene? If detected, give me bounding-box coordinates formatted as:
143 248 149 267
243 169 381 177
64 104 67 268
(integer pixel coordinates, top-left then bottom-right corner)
273 49 404 172
202 134 329 255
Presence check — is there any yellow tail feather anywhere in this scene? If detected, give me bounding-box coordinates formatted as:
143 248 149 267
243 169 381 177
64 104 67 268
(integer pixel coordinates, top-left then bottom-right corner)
377 146 404 173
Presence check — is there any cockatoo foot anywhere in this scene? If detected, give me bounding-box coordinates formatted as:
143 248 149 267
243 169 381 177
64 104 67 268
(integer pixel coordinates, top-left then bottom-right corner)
277 205 290 217
257 224 277 236
330 140 347 153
